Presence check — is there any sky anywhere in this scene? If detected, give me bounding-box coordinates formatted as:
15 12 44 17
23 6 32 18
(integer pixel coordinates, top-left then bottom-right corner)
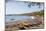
6 0 44 14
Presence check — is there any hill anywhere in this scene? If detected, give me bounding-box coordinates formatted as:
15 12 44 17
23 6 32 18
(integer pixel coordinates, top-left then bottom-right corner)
6 10 44 16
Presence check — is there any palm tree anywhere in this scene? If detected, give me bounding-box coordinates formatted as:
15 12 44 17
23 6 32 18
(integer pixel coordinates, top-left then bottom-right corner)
27 2 35 8
36 2 41 8
24 1 32 8
27 2 37 8
23 1 43 9
28 3 31 8
31 2 36 6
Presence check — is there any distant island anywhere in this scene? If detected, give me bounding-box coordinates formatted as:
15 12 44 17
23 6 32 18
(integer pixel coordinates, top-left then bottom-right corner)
6 10 44 16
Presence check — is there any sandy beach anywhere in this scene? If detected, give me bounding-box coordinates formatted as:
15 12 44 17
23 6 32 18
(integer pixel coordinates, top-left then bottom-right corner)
5 16 44 31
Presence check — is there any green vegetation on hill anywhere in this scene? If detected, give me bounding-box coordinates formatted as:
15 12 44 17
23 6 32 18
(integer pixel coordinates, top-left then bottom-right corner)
6 10 44 16
35 10 44 16
20 10 44 16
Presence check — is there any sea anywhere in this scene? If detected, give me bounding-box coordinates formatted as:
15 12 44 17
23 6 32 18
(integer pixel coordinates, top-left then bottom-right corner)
5 15 35 22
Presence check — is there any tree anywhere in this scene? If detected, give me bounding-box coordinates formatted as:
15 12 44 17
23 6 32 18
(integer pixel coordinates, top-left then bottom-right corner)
36 2 41 8
27 2 41 8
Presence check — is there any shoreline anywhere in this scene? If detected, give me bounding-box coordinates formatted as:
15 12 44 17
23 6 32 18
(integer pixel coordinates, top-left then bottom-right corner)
5 16 44 31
